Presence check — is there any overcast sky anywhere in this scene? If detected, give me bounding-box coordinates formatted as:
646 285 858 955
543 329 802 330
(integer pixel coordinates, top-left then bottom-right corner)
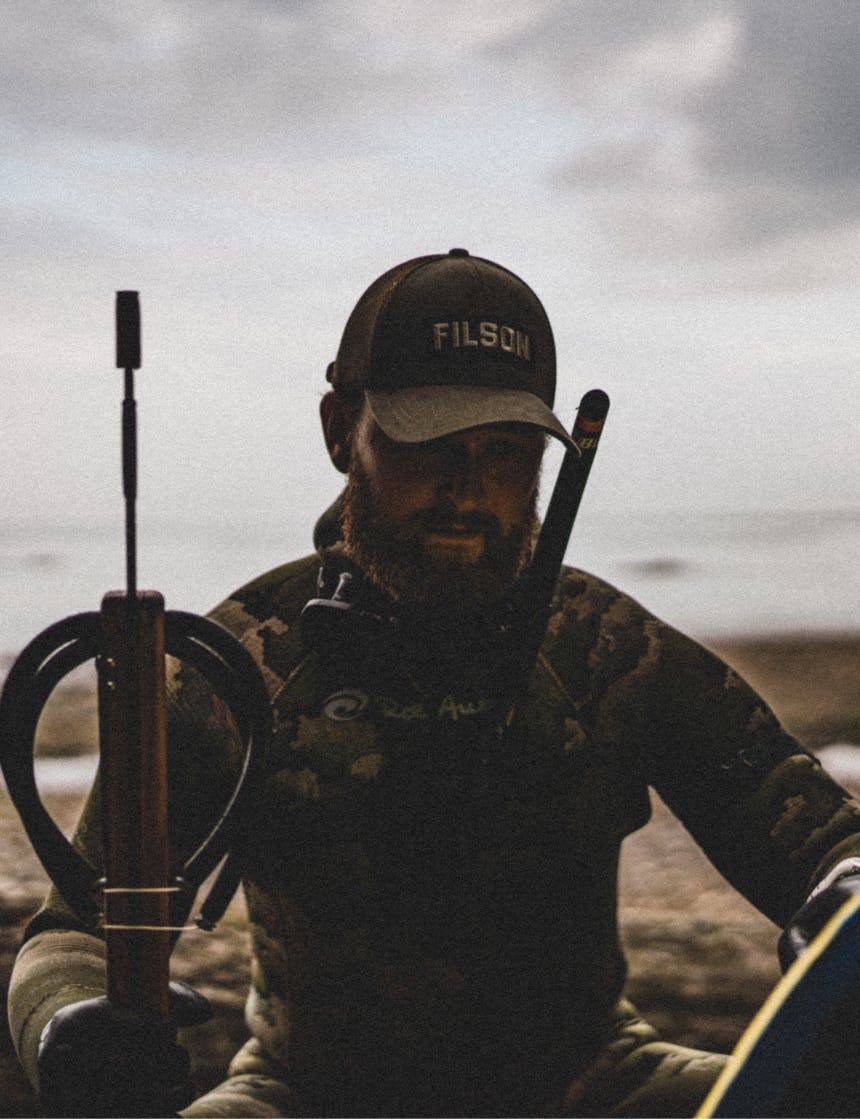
2 0 858 541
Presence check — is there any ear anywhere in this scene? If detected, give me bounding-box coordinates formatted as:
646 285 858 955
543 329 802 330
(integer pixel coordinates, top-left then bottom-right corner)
320 390 356 474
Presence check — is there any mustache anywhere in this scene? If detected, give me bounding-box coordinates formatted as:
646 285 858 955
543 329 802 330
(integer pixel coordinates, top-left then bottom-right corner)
413 507 503 537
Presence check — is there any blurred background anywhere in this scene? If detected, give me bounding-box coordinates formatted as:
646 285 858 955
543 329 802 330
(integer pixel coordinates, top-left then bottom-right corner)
0 7 858 1111
2 0 858 653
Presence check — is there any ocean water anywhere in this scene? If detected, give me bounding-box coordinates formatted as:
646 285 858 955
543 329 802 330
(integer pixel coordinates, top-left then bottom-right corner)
1 507 858 667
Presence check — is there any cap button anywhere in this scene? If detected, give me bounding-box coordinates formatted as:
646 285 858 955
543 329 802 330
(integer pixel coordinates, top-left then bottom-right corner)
448 247 469 257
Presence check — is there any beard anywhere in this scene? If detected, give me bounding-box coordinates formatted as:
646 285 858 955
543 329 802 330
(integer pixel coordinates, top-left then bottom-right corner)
341 455 539 612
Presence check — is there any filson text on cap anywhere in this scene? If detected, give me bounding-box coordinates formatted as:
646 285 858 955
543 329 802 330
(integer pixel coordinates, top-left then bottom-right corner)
433 321 531 359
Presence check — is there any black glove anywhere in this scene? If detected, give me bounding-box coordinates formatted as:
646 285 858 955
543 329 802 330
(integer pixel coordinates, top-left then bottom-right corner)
37 981 211 1118
778 870 860 973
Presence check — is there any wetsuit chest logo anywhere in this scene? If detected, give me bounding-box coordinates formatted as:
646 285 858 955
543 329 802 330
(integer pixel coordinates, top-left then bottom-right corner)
321 688 492 723
322 689 370 721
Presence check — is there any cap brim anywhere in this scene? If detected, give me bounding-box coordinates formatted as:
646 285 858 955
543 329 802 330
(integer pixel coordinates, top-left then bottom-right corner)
365 385 578 454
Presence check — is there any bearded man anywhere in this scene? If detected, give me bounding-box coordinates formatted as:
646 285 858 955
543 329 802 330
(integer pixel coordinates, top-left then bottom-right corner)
9 249 860 1117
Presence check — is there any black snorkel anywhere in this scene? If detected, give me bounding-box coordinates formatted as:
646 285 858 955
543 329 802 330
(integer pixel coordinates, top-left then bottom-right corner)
494 387 609 735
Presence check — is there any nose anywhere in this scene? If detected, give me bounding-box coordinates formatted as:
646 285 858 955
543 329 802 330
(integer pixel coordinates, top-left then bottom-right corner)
438 439 485 508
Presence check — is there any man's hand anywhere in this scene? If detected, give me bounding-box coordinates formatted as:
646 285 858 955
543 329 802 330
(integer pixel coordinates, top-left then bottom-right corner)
37 981 211 1118
778 867 860 972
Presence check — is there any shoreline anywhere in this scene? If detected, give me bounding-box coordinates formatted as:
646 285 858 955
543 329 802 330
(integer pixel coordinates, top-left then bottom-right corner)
704 631 860 750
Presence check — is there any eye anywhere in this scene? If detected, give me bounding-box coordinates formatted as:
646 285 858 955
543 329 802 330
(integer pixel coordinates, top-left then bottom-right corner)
484 438 523 460
483 434 544 470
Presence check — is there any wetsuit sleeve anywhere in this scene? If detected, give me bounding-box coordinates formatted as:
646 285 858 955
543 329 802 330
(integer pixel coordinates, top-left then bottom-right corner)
7 929 107 1090
644 623 860 925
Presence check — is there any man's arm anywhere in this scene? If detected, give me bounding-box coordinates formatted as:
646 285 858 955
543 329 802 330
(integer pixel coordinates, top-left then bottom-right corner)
643 622 860 927
8 926 107 1090
544 567 860 927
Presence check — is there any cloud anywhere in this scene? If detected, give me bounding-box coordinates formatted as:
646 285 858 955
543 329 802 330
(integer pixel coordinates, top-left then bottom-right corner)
489 0 860 273
697 3 860 186
0 1 557 271
1 2 351 153
0 0 540 156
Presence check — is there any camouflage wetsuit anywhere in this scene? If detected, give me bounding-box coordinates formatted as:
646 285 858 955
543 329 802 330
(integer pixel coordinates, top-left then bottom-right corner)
9 532 860 1116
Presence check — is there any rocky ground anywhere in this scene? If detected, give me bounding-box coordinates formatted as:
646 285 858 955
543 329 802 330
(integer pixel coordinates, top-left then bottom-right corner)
0 634 858 1115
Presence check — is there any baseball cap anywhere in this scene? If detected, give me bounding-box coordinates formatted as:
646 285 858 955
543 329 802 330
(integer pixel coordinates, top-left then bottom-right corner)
327 248 576 452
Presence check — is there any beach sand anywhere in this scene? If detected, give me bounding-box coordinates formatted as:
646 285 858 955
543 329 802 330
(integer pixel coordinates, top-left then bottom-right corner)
0 634 858 1114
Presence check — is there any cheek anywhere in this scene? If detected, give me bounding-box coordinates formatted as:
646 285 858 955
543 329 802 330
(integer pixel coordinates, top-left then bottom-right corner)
358 449 435 521
496 487 538 534
485 462 541 531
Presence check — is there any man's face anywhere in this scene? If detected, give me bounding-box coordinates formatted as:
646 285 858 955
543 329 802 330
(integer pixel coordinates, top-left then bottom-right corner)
342 405 544 608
